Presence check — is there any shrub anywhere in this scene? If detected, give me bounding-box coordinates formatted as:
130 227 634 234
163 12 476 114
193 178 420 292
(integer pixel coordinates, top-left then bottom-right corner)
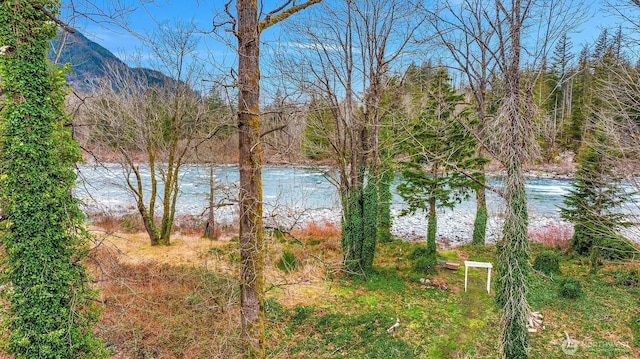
598 234 640 260
414 256 437 274
532 251 561 276
409 244 437 274
300 221 341 239
612 268 640 287
558 277 583 299
408 245 431 260
571 225 639 260
276 250 298 273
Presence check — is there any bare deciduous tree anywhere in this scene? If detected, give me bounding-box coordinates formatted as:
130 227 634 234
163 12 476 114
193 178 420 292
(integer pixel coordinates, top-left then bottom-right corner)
280 0 423 273
86 22 207 246
428 0 500 246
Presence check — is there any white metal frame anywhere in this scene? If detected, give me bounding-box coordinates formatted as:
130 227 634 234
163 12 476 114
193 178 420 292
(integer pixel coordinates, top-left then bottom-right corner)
464 261 493 294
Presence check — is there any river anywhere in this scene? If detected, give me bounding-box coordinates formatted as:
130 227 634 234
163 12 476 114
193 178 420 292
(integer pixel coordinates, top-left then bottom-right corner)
74 164 640 245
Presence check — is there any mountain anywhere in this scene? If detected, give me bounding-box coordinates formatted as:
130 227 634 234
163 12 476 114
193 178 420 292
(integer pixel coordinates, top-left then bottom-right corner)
48 30 169 92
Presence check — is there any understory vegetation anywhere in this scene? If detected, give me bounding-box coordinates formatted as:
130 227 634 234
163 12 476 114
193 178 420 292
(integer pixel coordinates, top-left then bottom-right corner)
24 222 635 358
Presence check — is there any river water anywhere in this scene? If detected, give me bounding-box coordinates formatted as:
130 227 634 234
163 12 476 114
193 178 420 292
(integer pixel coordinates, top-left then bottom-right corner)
75 164 639 245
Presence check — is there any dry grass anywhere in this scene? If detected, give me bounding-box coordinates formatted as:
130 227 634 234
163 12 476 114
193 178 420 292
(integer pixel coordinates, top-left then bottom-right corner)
292 220 341 239
88 211 237 237
528 223 573 251
86 234 243 358
79 219 345 357
89 231 237 272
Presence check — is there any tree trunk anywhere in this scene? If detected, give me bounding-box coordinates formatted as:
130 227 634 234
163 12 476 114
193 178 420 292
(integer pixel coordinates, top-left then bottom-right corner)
427 197 437 257
204 163 217 239
428 163 438 260
130 164 160 245
138 201 160 245
472 171 488 245
498 160 529 359
497 1 531 356
160 143 177 245
237 0 265 357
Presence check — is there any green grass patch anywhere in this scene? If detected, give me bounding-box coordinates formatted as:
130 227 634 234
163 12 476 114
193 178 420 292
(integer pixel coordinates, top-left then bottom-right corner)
265 239 640 358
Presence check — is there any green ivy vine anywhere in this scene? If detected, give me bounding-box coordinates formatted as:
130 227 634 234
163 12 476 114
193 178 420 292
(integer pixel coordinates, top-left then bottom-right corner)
0 1 105 357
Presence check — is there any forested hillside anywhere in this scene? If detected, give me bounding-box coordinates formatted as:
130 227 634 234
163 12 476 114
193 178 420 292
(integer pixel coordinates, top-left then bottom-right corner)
49 30 170 92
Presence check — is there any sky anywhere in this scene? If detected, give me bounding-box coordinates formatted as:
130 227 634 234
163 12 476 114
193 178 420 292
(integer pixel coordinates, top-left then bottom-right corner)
58 0 629 94
59 0 305 97
60 1 291 63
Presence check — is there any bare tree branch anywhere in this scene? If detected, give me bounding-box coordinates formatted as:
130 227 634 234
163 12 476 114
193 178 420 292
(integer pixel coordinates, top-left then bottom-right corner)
35 4 76 33
258 0 323 32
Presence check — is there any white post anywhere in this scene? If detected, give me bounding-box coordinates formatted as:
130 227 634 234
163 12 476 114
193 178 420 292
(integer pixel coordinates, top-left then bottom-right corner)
487 268 492 294
465 265 469 292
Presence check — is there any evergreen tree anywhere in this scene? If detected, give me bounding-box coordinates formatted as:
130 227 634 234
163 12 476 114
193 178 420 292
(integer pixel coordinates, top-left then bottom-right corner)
552 33 575 79
560 125 637 270
611 26 623 60
397 67 479 268
0 1 105 357
548 33 576 153
562 46 591 150
593 28 609 61
531 64 561 162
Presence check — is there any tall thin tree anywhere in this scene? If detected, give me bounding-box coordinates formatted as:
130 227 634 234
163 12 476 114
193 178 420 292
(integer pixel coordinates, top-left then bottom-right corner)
225 0 322 356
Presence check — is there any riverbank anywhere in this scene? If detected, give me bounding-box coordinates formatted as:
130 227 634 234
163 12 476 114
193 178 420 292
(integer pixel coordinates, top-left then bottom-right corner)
77 158 640 247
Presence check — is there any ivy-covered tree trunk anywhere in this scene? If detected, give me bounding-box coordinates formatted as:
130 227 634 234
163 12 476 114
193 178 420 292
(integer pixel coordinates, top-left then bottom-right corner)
0 1 105 357
496 161 529 358
342 186 364 273
377 169 394 243
472 173 488 245
427 199 437 261
342 173 379 274
495 1 531 357
427 164 438 261
362 177 379 272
